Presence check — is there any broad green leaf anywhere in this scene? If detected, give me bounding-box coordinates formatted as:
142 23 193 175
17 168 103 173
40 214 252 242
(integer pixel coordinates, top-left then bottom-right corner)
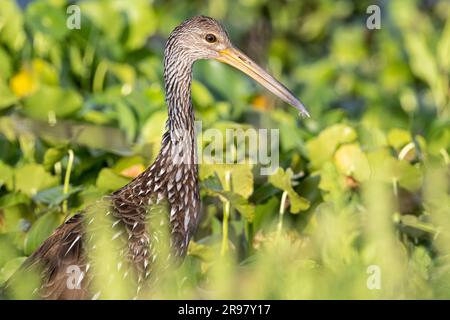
192 80 214 109
219 191 255 221
253 197 279 232
200 163 253 199
0 257 27 284
0 0 25 51
368 150 423 191
118 0 157 50
202 176 255 221
24 211 61 255
112 156 145 176
387 128 412 150
96 168 131 192
188 241 216 261
25 1 68 40
140 111 168 160
268 168 310 213
318 162 347 195
0 161 13 189
334 144 370 182
394 161 423 192
0 193 30 209
43 147 66 171
31 59 59 86
306 124 357 170
23 85 83 120
0 81 17 109
1 206 26 233
0 47 12 80
14 164 59 196
80 1 124 41
108 62 136 86
0 233 22 267
32 185 83 208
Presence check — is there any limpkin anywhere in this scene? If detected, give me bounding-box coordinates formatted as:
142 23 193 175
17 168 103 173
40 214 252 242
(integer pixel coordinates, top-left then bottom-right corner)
3 16 309 299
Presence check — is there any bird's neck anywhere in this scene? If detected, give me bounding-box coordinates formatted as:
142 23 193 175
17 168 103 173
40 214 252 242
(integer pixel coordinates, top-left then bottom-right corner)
162 57 197 166
112 57 200 257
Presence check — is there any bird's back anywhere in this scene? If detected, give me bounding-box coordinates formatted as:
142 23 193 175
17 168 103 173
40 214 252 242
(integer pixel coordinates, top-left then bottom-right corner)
3 150 200 299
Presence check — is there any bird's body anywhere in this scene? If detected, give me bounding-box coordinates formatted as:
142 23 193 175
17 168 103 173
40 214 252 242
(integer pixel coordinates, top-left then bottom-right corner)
3 16 308 300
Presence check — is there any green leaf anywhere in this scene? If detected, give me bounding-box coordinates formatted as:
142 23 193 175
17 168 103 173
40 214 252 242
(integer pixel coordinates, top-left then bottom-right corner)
24 211 61 255
0 81 17 110
200 163 253 199
367 150 423 191
268 168 310 213
0 161 13 189
0 47 12 80
96 168 131 192
25 1 68 41
387 128 412 150
394 161 423 192
120 0 157 50
115 101 137 141
43 147 66 171
220 191 255 221
411 246 432 280
112 156 145 176
331 26 367 67
334 143 370 181
253 197 279 232
0 257 27 284
23 85 83 120
32 185 83 207
187 241 216 261
0 0 25 51
438 15 450 72
0 192 30 209
202 175 255 221
108 62 136 85
306 124 357 170
192 80 214 109
14 164 59 196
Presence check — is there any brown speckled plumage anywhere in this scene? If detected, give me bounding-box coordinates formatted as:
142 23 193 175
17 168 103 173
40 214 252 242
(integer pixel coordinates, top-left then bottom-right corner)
2 15 309 300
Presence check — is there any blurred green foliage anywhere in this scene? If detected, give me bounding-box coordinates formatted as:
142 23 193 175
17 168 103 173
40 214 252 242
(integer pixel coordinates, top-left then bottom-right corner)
0 0 449 299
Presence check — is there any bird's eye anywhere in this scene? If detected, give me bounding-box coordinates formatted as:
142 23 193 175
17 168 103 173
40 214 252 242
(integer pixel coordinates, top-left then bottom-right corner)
205 34 217 43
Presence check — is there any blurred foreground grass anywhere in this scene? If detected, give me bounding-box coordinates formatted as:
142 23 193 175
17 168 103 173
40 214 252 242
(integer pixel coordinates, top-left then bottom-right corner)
0 0 449 299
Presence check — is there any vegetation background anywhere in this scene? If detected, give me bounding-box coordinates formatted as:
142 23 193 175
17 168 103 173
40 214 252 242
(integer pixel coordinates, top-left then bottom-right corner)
0 0 449 299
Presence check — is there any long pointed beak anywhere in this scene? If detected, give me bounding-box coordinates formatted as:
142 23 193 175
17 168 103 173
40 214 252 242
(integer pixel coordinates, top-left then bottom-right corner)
215 47 310 117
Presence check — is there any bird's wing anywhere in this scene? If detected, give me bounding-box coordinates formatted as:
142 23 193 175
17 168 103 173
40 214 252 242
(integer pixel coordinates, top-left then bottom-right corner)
5 213 91 300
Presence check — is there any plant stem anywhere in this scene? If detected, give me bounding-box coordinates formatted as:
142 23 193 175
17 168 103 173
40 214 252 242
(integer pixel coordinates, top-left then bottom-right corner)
277 191 288 237
392 178 398 198
63 149 75 216
221 171 232 256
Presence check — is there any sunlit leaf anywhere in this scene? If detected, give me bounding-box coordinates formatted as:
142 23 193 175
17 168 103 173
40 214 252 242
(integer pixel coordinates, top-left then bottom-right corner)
0 161 13 189
268 168 310 213
13 164 59 196
96 168 131 192
200 163 253 199
387 129 412 150
306 124 357 170
334 144 370 182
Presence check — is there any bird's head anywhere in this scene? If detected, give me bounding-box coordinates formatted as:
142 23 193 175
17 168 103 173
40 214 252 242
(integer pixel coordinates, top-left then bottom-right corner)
165 16 309 117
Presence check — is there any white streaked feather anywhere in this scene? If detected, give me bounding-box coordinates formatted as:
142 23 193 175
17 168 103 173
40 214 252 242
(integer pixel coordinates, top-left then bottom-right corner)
64 235 81 256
